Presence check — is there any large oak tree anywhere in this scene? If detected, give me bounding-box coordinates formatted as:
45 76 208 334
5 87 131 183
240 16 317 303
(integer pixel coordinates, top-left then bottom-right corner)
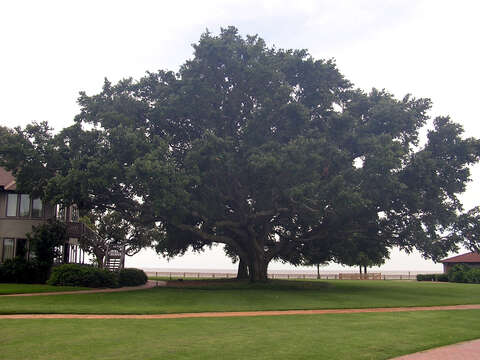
2 27 480 281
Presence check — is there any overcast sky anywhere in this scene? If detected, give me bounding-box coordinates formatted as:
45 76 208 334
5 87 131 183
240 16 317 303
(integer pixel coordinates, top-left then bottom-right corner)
1 0 479 272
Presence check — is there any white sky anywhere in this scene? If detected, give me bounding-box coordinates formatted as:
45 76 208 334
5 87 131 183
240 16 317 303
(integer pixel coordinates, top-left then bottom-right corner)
1 0 479 272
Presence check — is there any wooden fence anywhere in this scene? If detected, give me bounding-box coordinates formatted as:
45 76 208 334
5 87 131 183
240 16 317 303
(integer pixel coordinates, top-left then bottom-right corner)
146 271 424 280
339 273 381 280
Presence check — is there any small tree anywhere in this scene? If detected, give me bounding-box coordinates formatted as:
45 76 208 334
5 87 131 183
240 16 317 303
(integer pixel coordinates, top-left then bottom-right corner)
301 239 333 279
27 220 67 281
79 211 159 268
336 236 389 274
77 215 108 268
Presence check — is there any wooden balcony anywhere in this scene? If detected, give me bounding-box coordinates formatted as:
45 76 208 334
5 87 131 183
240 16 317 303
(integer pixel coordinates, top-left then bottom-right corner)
65 221 98 240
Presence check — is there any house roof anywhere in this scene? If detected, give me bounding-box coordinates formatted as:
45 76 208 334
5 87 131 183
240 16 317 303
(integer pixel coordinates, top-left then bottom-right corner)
440 252 480 263
0 167 16 190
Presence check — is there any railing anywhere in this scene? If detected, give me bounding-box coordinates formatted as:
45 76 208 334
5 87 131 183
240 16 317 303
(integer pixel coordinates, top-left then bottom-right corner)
145 271 428 280
65 221 84 237
339 273 382 280
65 221 99 241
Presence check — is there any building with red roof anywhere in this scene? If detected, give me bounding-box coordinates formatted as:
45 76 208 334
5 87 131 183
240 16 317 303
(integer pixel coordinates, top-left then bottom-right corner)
440 252 480 273
0 167 16 191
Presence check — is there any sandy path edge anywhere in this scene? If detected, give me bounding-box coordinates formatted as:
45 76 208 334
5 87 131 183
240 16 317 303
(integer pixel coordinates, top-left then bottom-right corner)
1 304 480 319
389 338 480 359
0 280 165 297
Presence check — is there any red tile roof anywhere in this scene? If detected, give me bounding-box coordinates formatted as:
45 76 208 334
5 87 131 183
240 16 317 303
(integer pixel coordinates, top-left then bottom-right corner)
440 252 480 263
0 167 16 190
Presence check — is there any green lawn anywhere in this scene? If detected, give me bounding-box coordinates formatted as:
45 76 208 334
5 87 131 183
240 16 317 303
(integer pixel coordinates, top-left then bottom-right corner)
2 310 480 360
1 280 480 314
0 283 91 295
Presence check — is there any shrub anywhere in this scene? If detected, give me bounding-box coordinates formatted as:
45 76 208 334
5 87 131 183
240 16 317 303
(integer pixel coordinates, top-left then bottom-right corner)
0 258 43 284
416 274 437 281
446 265 480 284
47 264 118 288
435 273 449 282
465 268 480 284
448 264 471 283
118 268 148 286
416 273 449 282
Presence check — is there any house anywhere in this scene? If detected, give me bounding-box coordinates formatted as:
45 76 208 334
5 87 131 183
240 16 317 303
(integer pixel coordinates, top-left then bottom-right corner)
0 167 94 264
440 252 480 273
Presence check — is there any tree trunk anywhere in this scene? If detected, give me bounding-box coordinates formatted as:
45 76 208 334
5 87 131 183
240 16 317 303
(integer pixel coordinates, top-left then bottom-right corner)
359 265 362 274
250 261 268 282
364 265 367 274
95 253 104 269
249 250 268 282
236 258 249 279
316 264 320 279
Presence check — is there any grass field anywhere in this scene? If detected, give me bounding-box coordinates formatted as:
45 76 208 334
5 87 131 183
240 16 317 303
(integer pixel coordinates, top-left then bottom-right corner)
0 283 91 295
2 310 480 360
1 280 480 314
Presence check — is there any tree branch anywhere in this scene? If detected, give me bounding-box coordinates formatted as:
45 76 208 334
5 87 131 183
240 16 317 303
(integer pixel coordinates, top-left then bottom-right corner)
176 224 248 260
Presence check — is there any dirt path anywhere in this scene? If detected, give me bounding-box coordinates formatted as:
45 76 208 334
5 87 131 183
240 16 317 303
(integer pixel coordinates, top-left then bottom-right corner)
390 338 480 360
1 280 164 297
1 304 480 319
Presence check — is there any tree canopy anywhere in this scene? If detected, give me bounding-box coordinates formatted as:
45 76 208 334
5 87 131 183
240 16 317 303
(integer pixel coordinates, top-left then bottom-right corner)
2 27 480 281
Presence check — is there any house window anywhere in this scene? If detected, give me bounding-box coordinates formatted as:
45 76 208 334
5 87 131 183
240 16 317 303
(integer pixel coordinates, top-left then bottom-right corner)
6 194 18 217
15 239 27 258
19 194 30 217
2 238 14 262
32 198 43 218
5 194 44 218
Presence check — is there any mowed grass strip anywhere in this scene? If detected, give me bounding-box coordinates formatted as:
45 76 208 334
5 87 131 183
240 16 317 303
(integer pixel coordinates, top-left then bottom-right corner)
0 283 91 295
2 310 480 360
1 280 480 315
